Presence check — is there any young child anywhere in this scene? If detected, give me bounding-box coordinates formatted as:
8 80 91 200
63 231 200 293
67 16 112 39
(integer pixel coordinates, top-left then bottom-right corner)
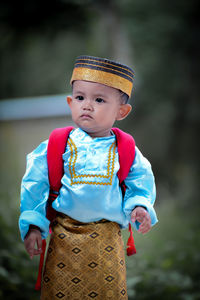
19 55 158 299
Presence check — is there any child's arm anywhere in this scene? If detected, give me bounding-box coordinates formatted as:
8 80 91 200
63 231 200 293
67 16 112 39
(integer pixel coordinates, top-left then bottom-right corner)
24 225 43 259
123 146 158 231
19 140 50 242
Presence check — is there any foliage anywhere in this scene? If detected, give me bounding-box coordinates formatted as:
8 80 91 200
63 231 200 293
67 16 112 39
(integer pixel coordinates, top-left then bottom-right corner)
125 203 200 299
0 196 39 300
0 124 39 300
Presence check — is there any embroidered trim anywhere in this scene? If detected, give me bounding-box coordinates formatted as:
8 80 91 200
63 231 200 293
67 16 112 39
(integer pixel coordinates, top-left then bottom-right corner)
68 138 116 185
71 68 133 97
74 62 134 81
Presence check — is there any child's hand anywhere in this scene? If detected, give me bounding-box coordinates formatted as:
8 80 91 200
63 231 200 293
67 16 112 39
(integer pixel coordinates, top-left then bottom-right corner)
24 225 43 259
131 206 151 234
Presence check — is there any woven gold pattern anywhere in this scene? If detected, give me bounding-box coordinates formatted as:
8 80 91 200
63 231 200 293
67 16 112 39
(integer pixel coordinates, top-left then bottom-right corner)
74 61 134 81
70 68 133 97
68 138 116 185
41 214 127 299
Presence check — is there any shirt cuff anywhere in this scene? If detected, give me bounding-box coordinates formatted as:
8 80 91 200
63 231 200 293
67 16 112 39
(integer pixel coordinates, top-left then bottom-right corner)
19 210 50 241
123 196 158 230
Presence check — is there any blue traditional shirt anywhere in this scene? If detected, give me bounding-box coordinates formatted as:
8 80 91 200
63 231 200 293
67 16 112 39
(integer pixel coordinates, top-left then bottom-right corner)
19 128 158 241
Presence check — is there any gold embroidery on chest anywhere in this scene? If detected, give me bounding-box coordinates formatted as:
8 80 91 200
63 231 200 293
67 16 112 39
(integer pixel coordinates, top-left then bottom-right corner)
68 138 116 185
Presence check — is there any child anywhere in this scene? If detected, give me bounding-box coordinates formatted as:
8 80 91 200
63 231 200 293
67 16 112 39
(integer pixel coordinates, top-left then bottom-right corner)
19 55 158 299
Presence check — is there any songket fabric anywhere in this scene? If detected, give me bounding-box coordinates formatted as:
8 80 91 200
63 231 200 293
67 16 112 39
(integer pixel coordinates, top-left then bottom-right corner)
41 213 128 300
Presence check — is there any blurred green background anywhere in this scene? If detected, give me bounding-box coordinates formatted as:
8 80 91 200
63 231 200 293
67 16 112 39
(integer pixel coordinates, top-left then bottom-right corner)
0 0 200 299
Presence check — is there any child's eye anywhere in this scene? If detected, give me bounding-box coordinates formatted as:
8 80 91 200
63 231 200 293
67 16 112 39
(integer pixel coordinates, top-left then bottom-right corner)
95 98 105 103
76 96 84 100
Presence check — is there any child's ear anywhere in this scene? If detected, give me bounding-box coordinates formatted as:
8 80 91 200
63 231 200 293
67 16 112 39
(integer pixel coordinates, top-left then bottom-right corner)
116 104 132 121
67 96 72 107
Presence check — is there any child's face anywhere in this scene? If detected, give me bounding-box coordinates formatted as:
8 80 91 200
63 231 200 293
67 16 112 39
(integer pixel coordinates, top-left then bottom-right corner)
67 80 131 138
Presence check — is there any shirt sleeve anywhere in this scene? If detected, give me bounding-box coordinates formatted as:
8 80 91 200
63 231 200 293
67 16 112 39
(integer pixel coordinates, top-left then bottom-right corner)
18 140 50 241
123 146 158 230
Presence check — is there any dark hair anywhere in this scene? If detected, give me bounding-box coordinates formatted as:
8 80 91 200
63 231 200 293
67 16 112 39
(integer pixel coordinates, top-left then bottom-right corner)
119 91 129 104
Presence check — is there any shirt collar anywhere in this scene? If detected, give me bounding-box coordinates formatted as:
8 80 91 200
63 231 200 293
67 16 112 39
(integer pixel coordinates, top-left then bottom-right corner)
70 128 115 144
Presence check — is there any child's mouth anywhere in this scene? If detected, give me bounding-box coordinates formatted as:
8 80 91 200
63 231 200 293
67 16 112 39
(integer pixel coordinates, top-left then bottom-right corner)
80 114 92 119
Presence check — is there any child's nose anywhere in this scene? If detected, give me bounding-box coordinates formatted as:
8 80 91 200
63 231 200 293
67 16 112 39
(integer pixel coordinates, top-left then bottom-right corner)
82 99 93 110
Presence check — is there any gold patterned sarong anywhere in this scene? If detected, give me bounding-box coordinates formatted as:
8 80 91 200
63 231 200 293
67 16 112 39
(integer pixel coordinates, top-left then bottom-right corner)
41 214 127 299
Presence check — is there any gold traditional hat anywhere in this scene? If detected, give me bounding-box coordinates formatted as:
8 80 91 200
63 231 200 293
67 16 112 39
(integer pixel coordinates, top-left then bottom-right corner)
70 55 134 97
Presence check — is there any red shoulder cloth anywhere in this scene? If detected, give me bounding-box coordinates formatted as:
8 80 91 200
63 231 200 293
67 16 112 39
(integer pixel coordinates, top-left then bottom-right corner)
112 127 135 183
47 126 74 192
112 128 136 256
46 126 74 221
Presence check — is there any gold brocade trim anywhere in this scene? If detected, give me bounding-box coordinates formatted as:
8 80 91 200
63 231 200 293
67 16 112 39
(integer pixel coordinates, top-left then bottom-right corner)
70 68 133 97
68 138 116 185
76 57 135 76
74 62 134 81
